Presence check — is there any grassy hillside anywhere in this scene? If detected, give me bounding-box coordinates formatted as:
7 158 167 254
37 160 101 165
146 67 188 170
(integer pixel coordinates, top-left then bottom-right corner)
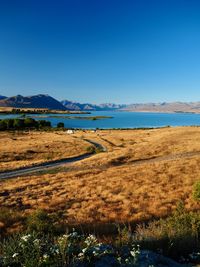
1 127 200 224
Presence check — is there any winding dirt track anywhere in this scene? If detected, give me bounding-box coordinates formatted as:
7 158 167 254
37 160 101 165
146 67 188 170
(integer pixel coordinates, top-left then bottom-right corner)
0 139 106 180
0 135 200 180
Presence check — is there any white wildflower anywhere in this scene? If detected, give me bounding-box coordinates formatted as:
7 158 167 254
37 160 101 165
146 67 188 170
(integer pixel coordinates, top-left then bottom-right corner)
84 234 97 246
12 253 19 258
82 248 87 253
21 234 31 242
43 254 49 259
33 239 40 246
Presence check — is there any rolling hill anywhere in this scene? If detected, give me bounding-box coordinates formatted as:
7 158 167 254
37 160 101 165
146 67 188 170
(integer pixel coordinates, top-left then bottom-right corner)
0 94 66 110
0 95 7 100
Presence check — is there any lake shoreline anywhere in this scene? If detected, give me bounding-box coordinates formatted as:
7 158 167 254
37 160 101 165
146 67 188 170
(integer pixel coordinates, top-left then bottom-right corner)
1 110 200 129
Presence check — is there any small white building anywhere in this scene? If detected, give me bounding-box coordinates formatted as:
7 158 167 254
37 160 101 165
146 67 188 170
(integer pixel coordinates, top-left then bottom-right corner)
66 129 74 134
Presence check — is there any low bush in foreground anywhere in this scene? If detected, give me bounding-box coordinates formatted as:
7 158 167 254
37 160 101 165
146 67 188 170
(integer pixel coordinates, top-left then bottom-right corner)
133 202 200 259
0 231 140 267
2 205 200 265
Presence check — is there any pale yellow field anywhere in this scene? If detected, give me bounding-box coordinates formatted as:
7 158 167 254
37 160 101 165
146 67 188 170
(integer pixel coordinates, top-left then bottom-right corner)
1 127 200 225
0 131 89 171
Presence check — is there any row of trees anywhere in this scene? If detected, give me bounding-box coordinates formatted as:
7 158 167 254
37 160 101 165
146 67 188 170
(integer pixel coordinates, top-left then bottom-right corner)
0 118 52 130
10 108 49 114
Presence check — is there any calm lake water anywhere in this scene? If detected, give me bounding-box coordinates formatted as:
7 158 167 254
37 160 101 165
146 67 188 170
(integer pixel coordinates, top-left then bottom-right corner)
1 111 200 129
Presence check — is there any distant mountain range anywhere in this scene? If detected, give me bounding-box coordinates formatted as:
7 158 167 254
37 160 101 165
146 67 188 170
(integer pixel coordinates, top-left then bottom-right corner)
1 94 200 113
0 94 125 111
0 95 7 100
0 94 66 110
122 102 200 113
61 100 125 111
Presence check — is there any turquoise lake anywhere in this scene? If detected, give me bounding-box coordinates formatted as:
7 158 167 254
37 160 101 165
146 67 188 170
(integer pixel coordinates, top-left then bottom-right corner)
1 111 200 129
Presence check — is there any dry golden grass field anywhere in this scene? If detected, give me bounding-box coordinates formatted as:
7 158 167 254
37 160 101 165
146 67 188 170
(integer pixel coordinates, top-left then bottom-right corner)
0 131 89 171
1 127 200 227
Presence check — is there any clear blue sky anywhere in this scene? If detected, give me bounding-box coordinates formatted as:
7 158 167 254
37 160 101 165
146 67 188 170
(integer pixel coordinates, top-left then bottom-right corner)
0 0 200 104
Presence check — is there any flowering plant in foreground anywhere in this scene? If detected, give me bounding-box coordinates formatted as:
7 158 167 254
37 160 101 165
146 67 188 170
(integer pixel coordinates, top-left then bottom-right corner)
0 231 141 266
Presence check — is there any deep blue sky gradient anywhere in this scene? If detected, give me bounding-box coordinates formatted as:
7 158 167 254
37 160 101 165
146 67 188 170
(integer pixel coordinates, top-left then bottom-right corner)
0 0 200 103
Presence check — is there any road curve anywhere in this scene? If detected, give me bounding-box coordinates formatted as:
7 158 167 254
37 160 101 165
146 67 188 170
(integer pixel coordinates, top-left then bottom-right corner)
0 139 107 180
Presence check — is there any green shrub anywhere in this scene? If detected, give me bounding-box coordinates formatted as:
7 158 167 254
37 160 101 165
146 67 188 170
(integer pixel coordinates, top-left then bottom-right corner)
0 231 140 267
95 147 104 153
115 225 132 247
0 120 7 130
193 181 200 201
1 232 51 267
38 120 51 128
57 122 64 128
5 119 14 129
26 209 55 234
46 121 51 127
0 118 51 131
24 118 37 128
13 119 24 129
86 146 95 153
133 203 200 259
